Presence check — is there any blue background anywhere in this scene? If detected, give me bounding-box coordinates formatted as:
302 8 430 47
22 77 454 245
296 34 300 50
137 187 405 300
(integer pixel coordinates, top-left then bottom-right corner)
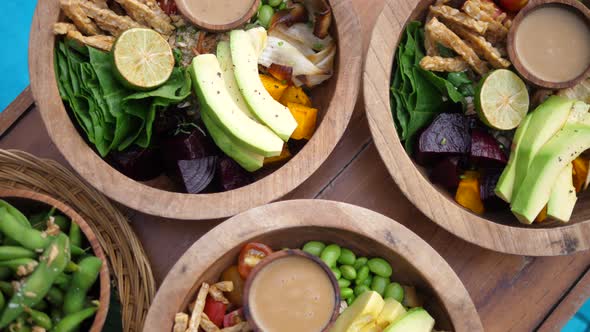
0 0 37 111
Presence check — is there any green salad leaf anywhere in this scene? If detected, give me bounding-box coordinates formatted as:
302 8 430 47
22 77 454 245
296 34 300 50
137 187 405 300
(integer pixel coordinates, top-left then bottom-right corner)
55 40 191 157
390 21 470 152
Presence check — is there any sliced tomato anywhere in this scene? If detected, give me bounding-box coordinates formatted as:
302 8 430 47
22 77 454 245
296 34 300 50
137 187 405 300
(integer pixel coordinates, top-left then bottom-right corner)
223 308 245 328
204 296 227 327
238 243 273 279
158 0 177 15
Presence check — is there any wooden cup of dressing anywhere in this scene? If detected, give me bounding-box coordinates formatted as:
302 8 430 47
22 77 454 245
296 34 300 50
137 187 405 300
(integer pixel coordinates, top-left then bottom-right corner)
508 0 590 89
175 0 261 31
243 250 341 332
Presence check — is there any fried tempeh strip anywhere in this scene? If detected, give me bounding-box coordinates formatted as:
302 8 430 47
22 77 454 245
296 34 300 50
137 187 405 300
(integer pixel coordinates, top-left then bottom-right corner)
209 285 230 305
424 13 439 56
88 0 108 8
426 18 488 75
188 283 210 332
429 5 488 34
53 23 115 51
60 0 102 35
173 313 189 332
201 313 221 332
221 322 250 332
462 0 508 43
449 24 510 68
79 0 145 37
114 0 174 35
138 0 172 22
213 281 234 292
420 56 469 72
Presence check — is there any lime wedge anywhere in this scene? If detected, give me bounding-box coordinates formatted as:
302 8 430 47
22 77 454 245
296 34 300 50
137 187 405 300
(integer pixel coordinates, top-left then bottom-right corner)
113 28 174 90
476 69 530 130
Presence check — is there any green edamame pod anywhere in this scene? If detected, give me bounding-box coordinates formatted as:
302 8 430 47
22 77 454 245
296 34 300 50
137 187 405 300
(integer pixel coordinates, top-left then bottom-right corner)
0 290 4 311
330 267 341 280
0 281 13 297
356 265 369 284
70 245 86 257
52 215 70 232
354 284 370 297
320 244 341 268
340 287 353 299
367 258 393 278
63 256 102 314
268 0 282 7
353 257 368 270
0 247 36 261
0 208 51 251
32 299 48 311
50 308 63 325
24 307 52 330
64 261 79 273
0 258 37 272
362 275 373 287
0 233 70 328
0 267 11 280
384 282 404 303
302 241 326 257
0 200 30 228
54 273 72 291
337 249 356 266
346 296 355 306
340 265 356 280
68 222 82 249
257 5 274 28
338 279 351 288
371 276 388 296
53 306 98 332
46 287 64 306
9 316 31 332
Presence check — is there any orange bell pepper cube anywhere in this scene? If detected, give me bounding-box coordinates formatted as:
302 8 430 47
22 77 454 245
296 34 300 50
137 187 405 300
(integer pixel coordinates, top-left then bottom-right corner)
264 145 292 165
287 103 318 140
572 157 589 193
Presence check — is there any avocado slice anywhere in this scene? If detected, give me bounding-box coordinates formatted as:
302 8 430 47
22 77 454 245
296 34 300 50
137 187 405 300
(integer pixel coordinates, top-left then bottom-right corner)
547 163 577 222
330 291 385 332
216 41 256 120
511 115 590 223
382 308 435 332
190 54 283 157
201 108 264 172
376 298 407 329
230 29 297 141
495 115 531 202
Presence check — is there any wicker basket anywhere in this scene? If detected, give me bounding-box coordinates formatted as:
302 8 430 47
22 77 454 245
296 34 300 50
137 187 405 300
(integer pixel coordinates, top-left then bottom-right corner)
0 149 155 332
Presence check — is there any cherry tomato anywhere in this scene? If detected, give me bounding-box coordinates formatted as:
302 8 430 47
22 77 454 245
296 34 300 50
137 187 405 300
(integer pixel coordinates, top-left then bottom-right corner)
223 308 245 328
204 296 226 327
238 243 273 279
220 265 245 306
158 0 177 15
495 0 528 12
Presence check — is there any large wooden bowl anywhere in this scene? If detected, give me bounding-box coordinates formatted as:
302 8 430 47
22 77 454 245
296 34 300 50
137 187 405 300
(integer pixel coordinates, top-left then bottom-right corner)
0 188 110 332
363 0 590 255
29 0 361 220
144 200 482 332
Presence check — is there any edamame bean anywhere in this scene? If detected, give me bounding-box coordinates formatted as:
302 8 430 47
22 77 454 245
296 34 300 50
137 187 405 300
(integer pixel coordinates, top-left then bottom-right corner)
69 222 82 249
257 5 274 28
356 265 369 284
340 287 353 299
53 215 70 232
367 258 393 278
320 244 341 268
384 282 404 303
346 296 355 305
63 256 102 314
371 276 388 296
354 257 368 270
0 291 4 311
54 273 72 291
0 200 30 228
354 284 370 297
24 307 52 329
340 265 356 280
32 299 48 311
338 279 351 288
46 287 64 306
65 261 79 273
337 249 356 266
268 0 283 7
302 241 325 257
0 267 11 280
0 247 36 261
53 306 98 332
0 209 50 251
0 282 13 297
330 267 341 280
362 274 373 287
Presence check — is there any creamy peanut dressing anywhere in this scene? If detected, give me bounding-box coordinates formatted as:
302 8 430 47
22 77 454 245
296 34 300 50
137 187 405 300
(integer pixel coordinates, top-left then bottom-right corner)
177 0 256 25
515 5 590 83
249 255 335 332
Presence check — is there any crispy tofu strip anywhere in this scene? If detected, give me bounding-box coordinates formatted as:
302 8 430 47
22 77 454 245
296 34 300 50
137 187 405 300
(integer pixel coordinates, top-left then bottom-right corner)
79 0 145 37
60 0 102 35
429 5 488 35
462 0 508 43
221 322 250 332
173 313 189 332
53 23 114 51
188 283 209 332
426 18 488 75
213 281 234 292
114 0 174 35
138 0 172 22
449 24 510 68
209 285 230 305
201 313 221 332
424 13 439 56
89 0 109 8
420 56 469 72
53 22 78 35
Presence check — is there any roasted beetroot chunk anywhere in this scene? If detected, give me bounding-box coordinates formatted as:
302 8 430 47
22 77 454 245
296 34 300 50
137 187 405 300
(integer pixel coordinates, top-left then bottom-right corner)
415 113 471 165
216 157 253 192
430 157 465 190
480 170 507 210
177 157 218 194
470 129 507 167
109 146 163 181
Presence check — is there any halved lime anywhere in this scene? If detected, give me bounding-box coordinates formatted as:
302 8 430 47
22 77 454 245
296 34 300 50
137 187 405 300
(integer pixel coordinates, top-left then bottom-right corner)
476 69 530 130
113 28 174 90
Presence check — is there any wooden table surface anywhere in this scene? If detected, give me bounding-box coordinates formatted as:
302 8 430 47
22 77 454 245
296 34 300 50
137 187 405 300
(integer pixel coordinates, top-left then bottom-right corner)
2 1 589 331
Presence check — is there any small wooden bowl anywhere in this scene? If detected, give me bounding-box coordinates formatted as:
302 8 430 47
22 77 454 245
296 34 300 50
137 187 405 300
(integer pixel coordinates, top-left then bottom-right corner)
507 0 590 89
0 188 110 332
242 249 341 332
176 0 261 32
144 200 482 332
29 0 361 220
364 0 590 255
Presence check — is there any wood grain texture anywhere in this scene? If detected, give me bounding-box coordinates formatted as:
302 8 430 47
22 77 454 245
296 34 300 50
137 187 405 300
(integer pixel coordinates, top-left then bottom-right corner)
29 0 362 220
0 188 110 332
0 87 33 138
507 0 590 89
175 0 260 32
363 0 590 255
144 200 482 332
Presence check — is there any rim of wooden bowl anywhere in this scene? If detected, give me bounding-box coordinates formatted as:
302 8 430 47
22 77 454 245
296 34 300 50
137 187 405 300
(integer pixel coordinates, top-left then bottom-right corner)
506 0 590 89
363 0 590 256
175 0 261 32
0 188 110 332
29 0 361 220
143 199 482 332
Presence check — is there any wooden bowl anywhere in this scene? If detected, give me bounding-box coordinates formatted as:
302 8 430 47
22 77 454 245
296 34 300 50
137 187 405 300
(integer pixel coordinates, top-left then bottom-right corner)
0 188 110 332
29 0 361 220
175 0 261 32
242 249 341 332
364 0 590 255
144 200 483 332
507 0 590 89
